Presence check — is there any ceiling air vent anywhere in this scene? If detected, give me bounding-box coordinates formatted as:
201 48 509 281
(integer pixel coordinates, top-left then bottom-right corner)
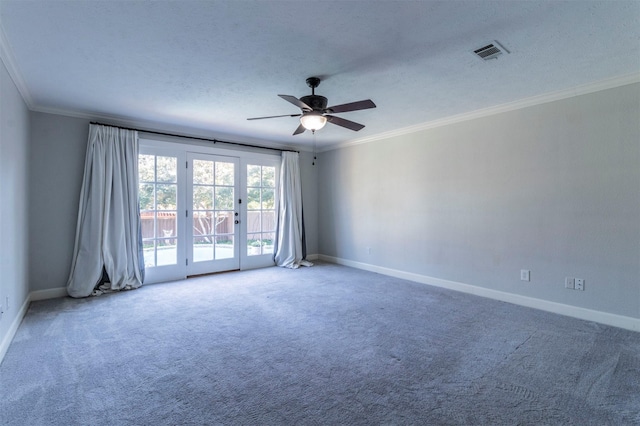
473 41 509 60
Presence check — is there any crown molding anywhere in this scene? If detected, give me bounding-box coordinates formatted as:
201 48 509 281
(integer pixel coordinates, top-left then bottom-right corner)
325 72 640 153
0 22 34 108
30 103 300 153
4 14 636 157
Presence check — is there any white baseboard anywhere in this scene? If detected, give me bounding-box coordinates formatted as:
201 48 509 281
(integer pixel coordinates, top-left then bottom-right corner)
0 294 30 366
306 253 319 261
30 287 67 301
0 287 67 366
319 255 640 333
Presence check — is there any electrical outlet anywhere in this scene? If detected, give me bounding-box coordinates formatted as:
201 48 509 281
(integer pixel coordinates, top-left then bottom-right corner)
520 270 530 281
565 277 575 289
575 278 584 291
367 247 371 255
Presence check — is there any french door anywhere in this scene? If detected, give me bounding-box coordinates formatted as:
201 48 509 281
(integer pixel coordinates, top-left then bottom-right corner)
138 148 186 283
241 162 278 270
186 153 239 276
139 141 279 283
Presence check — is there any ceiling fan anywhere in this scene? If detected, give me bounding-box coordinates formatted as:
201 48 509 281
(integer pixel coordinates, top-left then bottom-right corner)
247 77 376 135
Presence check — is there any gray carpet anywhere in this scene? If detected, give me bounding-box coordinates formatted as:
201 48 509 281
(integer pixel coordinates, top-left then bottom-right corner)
1 261 639 425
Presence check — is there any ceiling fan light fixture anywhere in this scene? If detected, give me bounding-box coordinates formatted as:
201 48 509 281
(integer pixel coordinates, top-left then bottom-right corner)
300 112 327 131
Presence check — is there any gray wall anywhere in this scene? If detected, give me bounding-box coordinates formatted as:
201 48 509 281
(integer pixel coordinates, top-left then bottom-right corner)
27 113 319 291
0 58 30 347
318 83 640 319
299 150 318 256
29 113 88 292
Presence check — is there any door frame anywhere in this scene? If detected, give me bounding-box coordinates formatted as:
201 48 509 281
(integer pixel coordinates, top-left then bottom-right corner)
186 152 240 276
239 156 281 270
139 138 281 283
138 145 187 284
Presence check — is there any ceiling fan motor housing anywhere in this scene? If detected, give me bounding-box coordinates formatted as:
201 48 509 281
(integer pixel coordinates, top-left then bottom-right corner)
300 95 328 112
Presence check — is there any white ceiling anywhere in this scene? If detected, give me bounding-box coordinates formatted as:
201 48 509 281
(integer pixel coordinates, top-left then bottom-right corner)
1 0 639 150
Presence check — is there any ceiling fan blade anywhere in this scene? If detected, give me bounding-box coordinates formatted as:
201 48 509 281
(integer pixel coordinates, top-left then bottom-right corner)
247 113 301 120
278 94 312 111
326 115 365 131
293 123 306 135
327 99 376 114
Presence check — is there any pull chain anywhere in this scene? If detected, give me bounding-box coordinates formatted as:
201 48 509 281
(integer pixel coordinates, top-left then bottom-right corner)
312 131 317 165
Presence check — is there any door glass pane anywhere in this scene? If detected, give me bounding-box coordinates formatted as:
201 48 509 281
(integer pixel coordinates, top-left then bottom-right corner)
247 233 262 256
215 235 234 259
141 221 154 240
215 211 233 234
262 232 275 254
261 211 276 232
192 159 236 264
247 164 276 257
139 153 179 268
138 155 155 182
158 212 177 239
247 188 260 210
262 188 274 209
143 239 155 267
193 160 213 185
193 211 213 236
156 184 177 209
247 165 261 187
157 156 177 182
193 236 214 262
157 238 177 266
216 162 234 186
215 187 234 210
139 184 154 211
262 167 275 187
193 186 213 210
247 211 259 235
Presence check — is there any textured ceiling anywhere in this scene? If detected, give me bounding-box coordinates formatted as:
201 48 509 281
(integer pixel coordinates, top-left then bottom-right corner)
1 0 639 150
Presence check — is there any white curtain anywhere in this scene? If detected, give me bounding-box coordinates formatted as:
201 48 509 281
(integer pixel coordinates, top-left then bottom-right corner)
67 124 144 298
274 152 313 269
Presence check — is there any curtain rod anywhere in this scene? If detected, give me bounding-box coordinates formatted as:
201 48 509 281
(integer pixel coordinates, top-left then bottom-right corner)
89 121 298 153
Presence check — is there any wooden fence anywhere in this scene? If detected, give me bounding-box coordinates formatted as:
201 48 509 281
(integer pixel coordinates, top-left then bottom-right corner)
141 211 275 240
